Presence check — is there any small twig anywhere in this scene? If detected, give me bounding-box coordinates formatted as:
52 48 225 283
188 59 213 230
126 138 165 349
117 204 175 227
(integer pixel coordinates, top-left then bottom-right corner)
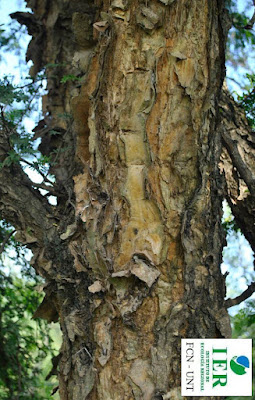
15 77 45 90
0 229 16 255
15 83 42 128
51 386 59 396
75 346 93 360
244 1 255 29
226 76 246 91
233 1 255 30
20 158 55 186
83 346 93 360
225 281 255 308
32 182 58 196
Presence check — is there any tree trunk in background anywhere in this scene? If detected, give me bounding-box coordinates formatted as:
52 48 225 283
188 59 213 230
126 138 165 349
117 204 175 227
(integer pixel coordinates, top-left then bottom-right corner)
11 0 232 399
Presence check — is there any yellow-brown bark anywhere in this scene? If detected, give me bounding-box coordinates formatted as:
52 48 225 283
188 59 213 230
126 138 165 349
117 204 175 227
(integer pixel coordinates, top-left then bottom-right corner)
9 1 233 399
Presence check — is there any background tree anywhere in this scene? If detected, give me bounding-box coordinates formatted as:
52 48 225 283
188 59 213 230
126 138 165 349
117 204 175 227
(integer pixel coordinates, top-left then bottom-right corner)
0 17 59 399
0 222 57 399
0 0 254 399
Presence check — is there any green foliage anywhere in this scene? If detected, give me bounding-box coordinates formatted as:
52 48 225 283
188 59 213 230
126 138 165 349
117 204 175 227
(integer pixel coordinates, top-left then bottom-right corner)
0 275 52 399
231 301 255 338
0 73 52 175
226 1 255 69
0 20 47 173
0 77 29 104
225 1 255 133
226 302 255 400
222 219 240 235
0 222 58 399
237 73 255 129
222 203 240 235
60 74 82 84
0 22 27 61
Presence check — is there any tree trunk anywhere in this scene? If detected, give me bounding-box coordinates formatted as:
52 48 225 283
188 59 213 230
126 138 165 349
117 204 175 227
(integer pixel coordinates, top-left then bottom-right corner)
4 0 245 399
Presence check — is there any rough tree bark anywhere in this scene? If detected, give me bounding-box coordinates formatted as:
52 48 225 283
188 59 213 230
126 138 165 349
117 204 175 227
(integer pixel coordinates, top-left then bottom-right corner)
0 0 254 399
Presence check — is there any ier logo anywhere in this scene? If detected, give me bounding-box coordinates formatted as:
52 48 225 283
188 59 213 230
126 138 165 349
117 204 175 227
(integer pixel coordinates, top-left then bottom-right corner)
181 339 252 396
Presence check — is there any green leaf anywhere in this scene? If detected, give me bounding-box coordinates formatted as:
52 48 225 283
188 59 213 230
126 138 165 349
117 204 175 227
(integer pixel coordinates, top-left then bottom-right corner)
60 74 82 84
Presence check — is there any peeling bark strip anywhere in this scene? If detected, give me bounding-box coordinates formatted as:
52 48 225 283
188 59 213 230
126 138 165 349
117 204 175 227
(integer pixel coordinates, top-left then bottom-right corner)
5 0 235 399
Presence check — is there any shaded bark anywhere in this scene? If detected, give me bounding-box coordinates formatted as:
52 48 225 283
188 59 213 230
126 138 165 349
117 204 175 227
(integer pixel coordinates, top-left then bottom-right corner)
0 127 53 246
3 0 254 399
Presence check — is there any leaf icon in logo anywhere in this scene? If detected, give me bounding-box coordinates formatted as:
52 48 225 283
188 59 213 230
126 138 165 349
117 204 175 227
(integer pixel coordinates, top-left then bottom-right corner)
230 355 249 375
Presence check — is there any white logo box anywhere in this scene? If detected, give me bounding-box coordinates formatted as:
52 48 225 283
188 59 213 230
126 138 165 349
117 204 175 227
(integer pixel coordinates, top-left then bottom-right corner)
181 339 252 396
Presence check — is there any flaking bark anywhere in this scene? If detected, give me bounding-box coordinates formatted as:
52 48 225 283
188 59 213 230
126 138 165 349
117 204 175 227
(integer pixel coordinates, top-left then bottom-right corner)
1 1 253 399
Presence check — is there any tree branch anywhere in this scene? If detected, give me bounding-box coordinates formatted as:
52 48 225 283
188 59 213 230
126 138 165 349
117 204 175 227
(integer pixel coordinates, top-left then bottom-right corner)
232 1 255 30
244 0 255 30
225 281 255 308
219 88 255 254
0 128 55 246
226 76 246 90
31 182 58 196
20 158 55 187
221 129 255 196
0 229 15 255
